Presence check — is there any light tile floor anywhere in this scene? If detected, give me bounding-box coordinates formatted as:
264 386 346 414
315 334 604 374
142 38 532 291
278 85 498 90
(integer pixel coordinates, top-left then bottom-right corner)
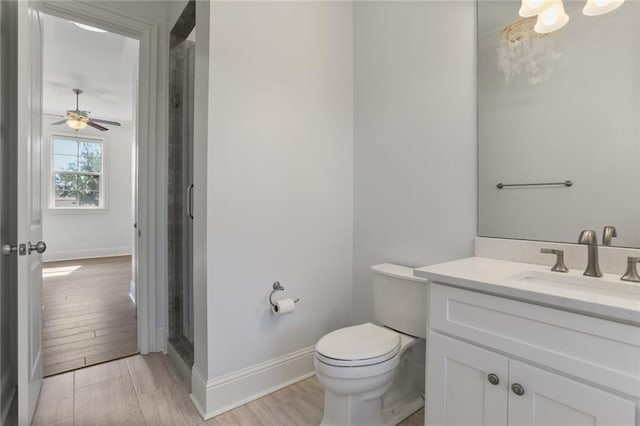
28 353 424 425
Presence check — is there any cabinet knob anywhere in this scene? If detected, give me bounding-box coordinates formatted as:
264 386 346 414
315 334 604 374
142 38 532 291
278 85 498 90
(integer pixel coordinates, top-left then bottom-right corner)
511 383 525 396
487 373 500 385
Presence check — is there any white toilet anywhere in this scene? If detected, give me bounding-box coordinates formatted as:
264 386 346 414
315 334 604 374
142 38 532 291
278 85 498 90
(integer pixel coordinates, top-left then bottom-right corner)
314 263 428 426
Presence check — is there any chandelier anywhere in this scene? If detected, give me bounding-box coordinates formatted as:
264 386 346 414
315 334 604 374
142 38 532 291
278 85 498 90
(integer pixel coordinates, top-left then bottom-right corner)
497 17 562 85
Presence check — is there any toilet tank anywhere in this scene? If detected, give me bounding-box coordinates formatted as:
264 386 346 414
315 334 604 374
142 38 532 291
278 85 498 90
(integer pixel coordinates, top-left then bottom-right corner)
371 263 428 339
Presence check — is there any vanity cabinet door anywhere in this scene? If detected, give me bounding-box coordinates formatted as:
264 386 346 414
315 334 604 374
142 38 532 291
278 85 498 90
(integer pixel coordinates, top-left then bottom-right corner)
426 332 508 426
507 359 636 426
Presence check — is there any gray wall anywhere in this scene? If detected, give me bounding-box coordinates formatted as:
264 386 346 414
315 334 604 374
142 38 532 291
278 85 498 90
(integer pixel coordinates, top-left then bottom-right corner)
353 1 478 323
204 1 354 377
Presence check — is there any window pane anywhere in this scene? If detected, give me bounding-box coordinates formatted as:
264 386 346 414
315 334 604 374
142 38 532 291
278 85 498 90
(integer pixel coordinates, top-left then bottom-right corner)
53 139 78 156
78 155 102 173
54 173 77 207
53 154 78 172
78 142 102 172
51 138 103 209
79 191 100 207
79 142 102 157
77 175 100 207
77 174 100 191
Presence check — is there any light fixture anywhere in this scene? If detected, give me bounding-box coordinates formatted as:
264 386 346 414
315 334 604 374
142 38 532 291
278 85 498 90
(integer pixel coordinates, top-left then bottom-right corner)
583 0 624 16
518 0 623 34
498 17 562 85
71 22 107 33
66 119 88 131
534 0 570 33
519 0 554 17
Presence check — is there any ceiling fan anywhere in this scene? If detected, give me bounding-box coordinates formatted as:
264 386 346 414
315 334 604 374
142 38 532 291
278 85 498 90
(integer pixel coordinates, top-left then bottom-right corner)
51 88 121 131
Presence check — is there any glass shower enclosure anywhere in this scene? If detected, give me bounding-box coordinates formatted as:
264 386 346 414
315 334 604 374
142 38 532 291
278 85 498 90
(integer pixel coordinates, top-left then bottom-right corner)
167 8 195 370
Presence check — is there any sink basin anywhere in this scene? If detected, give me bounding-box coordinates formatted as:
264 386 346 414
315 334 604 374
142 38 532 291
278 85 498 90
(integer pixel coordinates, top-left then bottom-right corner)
509 270 640 298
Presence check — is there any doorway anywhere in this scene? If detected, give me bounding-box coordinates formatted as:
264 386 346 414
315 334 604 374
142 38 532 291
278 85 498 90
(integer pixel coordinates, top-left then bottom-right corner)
4 1 161 422
40 13 139 376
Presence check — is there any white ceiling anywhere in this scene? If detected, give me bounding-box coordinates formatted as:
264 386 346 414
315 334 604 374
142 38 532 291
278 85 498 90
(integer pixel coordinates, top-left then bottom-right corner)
42 14 139 123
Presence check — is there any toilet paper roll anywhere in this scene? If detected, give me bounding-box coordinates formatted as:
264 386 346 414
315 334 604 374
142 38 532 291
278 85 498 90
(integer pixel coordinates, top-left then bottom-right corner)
272 298 295 316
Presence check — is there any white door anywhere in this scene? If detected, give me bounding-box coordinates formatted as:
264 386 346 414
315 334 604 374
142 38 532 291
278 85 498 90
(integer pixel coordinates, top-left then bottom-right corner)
508 359 636 426
0 1 8 421
426 332 509 426
14 1 45 424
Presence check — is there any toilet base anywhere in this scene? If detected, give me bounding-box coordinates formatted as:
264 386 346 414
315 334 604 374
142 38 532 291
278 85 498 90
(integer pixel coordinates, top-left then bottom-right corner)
320 390 384 426
319 390 424 426
381 394 423 425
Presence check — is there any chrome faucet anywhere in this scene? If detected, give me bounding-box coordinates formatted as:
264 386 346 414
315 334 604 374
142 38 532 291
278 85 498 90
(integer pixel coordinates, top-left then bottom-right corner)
578 230 602 277
602 225 617 246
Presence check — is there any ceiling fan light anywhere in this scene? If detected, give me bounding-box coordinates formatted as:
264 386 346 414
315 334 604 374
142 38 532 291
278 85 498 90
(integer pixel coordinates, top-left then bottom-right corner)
534 0 570 33
66 119 87 130
583 0 624 16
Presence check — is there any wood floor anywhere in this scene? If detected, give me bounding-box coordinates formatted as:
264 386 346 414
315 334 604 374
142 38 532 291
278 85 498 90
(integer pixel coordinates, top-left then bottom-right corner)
42 256 137 377
31 353 424 426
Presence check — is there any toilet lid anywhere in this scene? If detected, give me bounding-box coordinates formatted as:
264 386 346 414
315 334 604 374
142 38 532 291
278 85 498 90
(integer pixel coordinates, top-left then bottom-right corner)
315 323 400 363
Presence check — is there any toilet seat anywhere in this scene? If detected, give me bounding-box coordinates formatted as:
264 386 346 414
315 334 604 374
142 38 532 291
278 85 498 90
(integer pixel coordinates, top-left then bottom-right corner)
315 323 401 367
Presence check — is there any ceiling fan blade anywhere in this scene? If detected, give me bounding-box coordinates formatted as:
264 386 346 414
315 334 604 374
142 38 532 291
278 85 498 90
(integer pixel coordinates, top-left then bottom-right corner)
90 118 121 127
50 119 68 126
87 121 109 131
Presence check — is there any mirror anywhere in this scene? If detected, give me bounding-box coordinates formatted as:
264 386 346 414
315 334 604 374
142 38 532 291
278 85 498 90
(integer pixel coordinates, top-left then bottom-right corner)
478 0 640 248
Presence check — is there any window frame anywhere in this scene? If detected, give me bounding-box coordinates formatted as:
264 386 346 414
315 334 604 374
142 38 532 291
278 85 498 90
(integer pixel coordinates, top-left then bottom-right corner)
47 131 108 212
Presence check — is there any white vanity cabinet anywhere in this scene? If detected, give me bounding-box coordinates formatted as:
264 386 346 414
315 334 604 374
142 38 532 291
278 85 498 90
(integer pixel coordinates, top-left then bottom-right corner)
427 332 508 425
425 283 640 426
507 359 635 425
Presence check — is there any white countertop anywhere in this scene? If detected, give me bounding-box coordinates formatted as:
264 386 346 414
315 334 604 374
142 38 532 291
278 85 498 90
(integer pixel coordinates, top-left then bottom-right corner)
414 257 640 325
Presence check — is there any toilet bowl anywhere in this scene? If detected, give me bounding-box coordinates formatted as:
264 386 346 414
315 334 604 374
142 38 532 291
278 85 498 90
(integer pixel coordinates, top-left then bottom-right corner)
314 263 428 426
314 323 423 426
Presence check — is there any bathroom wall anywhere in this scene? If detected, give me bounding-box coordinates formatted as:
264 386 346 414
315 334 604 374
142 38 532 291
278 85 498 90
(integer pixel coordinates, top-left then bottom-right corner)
42 117 134 261
353 1 478 323
206 0 353 374
193 0 354 415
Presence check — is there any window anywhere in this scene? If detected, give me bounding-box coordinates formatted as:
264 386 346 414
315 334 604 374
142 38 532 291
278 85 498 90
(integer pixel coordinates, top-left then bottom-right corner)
51 135 104 208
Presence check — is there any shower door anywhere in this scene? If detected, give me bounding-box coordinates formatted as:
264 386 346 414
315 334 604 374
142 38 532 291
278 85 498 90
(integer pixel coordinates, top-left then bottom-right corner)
168 37 195 363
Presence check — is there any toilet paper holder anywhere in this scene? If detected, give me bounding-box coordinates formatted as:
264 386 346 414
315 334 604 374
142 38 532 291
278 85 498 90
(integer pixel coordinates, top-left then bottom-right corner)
269 281 300 308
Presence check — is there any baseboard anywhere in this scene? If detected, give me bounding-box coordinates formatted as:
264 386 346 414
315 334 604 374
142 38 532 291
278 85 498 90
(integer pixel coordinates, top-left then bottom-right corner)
129 280 136 305
1 363 15 425
190 367 208 419
43 247 132 262
192 346 316 420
